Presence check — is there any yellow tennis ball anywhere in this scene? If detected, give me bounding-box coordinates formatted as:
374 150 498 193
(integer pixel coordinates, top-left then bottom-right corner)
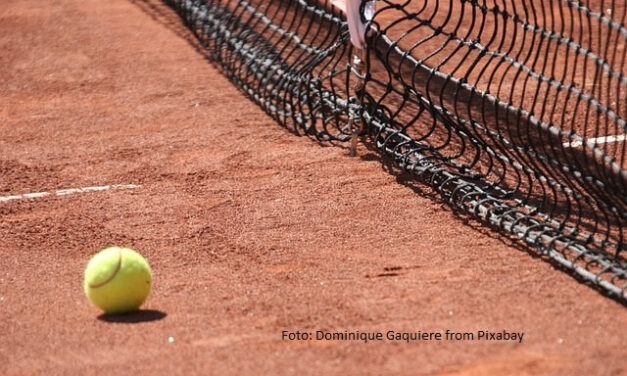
84 246 152 314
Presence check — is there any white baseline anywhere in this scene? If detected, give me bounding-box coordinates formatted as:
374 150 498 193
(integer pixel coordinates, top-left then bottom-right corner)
563 134 626 148
0 184 141 203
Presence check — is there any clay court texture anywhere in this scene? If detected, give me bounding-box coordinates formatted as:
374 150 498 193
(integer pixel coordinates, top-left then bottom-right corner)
1 0 625 375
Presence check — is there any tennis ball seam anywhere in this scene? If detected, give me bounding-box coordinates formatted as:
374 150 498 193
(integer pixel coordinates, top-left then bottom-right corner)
88 248 123 289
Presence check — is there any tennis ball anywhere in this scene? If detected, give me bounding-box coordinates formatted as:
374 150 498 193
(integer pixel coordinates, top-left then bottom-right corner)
84 246 152 314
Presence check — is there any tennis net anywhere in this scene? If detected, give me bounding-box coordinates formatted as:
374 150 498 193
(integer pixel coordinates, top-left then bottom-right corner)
162 0 626 301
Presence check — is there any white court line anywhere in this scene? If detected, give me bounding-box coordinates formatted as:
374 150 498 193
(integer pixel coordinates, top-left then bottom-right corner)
0 184 141 203
563 134 626 148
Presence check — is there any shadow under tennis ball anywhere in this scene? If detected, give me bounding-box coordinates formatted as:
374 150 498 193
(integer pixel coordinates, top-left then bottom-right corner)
97 309 167 323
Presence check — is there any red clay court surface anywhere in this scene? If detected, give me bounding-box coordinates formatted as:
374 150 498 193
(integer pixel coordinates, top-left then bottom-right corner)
1 0 625 375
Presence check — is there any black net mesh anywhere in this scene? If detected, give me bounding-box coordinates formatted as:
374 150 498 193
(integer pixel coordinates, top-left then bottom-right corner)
162 0 626 301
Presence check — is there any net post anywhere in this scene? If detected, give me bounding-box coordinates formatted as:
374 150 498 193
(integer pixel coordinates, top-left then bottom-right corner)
349 49 366 157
